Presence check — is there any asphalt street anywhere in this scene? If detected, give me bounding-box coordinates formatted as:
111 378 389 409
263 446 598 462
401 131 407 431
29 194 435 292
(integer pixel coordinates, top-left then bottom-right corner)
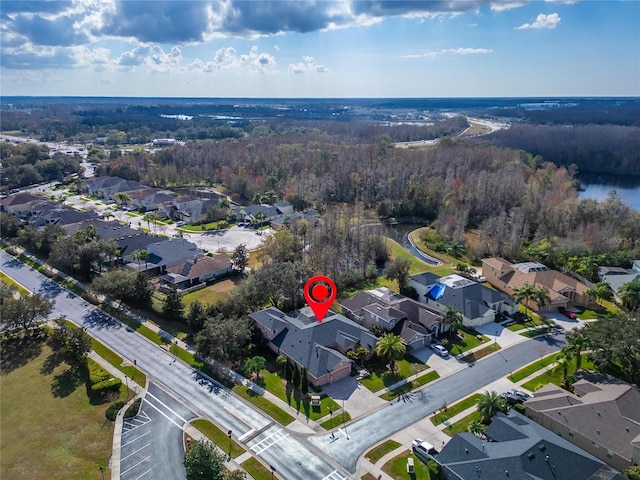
308 334 566 472
0 250 349 480
121 382 196 480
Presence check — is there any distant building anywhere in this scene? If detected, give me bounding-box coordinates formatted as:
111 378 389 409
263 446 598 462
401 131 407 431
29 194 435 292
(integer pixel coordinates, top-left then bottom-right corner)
160 254 232 290
597 262 640 302
152 138 176 146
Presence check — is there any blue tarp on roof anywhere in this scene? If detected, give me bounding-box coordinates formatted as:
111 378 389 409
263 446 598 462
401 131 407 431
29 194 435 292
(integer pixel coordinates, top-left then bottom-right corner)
427 284 446 300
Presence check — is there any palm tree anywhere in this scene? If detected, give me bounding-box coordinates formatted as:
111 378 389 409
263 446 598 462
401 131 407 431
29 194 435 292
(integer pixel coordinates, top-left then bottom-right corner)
531 287 551 312
143 211 159 235
102 211 115 221
513 283 537 319
595 282 613 304
253 211 267 227
113 192 130 207
561 330 588 372
585 287 598 305
468 418 486 437
619 279 640 311
131 249 149 270
443 306 464 339
477 390 506 424
375 333 406 373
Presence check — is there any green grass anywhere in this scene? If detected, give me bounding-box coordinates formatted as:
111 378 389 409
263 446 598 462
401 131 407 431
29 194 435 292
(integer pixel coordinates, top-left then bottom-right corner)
380 370 440 401
90 338 146 387
182 278 240 306
365 439 402 463
190 419 245 458
504 313 551 331
241 457 276 480
508 354 557 383
232 385 295 426
460 343 501 363
361 473 378 480
319 410 352 430
0 271 30 295
444 411 483 436
521 327 552 338
183 220 231 231
385 238 433 276
430 393 483 426
447 329 489 356
359 357 428 393
382 450 432 480
0 339 114 480
256 369 339 420
522 355 596 392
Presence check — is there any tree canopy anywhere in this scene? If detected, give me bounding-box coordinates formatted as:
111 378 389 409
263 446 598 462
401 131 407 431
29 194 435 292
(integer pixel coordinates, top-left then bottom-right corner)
184 439 225 480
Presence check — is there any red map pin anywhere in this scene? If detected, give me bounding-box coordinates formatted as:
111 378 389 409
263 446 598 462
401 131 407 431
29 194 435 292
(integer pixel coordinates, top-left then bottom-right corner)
304 275 337 323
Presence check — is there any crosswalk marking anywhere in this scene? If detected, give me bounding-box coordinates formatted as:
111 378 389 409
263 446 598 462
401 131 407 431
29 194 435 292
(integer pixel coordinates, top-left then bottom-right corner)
123 411 151 433
322 470 347 480
250 428 288 455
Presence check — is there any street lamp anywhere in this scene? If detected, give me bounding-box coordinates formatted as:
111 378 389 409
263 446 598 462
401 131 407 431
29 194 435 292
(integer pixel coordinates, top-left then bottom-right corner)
99 466 105 480
342 397 349 440
227 430 232 459
270 464 276 479
328 407 335 439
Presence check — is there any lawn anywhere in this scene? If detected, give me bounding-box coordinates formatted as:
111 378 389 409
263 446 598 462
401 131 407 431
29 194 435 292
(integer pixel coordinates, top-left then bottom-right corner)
443 411 483 437
380 370 440 401
359 356 428 393
255 367 339 421
319 410 352 430
503 312 552 332
521 355 595 392
365 439 402 464
232 385 295 426
447 329 490 356
508 354 557 383
460 343 501 363
382 450 432 480
182 278 240 306
430 393 482 426
0 271 30 296
189 419 245 458
1 337 114 480
241 457 277 480
385 238 433 276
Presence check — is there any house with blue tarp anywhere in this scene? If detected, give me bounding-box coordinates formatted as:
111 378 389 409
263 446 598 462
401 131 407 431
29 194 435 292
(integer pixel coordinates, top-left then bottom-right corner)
409 272 516 328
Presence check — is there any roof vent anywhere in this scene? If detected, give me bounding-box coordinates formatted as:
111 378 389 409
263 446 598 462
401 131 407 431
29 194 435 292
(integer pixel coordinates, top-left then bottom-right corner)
538 444 546 452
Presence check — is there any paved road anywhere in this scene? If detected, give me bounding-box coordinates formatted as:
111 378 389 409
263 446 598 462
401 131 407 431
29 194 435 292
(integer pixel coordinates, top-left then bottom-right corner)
0 250 348 480
121 382 196 480
308 334 566 473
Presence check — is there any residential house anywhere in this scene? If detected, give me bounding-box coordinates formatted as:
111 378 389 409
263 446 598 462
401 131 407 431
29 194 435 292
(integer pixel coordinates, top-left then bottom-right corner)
271 209 320 229
409 272 516 328
342 287 443 349
125 188 176 212
0 193 55 222
435 410 625 480
158 195 220 224
160 254 232 290
524 372 640 472
123 238 204 275
83 176 148 200
31 207 99 229
482 258 595 311
251 306 378 386
597 262 640 302
237 201 294 224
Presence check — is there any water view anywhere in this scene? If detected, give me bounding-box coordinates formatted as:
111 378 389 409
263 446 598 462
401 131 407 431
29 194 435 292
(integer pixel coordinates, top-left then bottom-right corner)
577 174 640 211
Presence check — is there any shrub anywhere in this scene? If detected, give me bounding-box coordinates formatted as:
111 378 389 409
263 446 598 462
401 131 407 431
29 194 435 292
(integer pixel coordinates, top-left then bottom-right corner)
514 403 526 414
88 360 112 384
105 401 125 421
91 377 122 396
124 398 142 418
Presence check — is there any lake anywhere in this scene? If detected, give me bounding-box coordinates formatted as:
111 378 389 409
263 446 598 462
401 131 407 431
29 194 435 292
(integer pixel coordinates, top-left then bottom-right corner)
577 174 640 211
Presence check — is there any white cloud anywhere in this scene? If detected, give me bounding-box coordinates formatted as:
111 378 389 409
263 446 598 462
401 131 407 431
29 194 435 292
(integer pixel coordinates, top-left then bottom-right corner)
402 47 492 58
116 45 182 73
189 45 276 74
288 56 330 74
545 0 578 4
490 1 529 12
516 13 561 29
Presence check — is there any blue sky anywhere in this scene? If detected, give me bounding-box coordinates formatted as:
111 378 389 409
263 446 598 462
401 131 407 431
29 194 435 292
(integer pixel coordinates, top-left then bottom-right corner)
1 0 638 97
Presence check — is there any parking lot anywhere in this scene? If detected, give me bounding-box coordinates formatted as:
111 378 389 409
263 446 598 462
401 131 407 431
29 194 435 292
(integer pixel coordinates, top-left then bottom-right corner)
120 382 196 480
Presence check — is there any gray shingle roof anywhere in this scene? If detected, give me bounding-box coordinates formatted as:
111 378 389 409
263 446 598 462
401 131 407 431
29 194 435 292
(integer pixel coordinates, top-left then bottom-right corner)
437 411 624 480
251 307 378 379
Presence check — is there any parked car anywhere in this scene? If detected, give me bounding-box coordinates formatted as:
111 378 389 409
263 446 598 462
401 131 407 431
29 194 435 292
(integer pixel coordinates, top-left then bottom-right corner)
558 306 577 319
500 392 522 406
412 439 438 460
175 221 187 227
505 389 531 401
431 343 449 358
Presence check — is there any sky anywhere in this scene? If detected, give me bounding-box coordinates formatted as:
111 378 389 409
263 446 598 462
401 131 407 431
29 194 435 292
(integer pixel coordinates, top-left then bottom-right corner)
1 0 639 98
